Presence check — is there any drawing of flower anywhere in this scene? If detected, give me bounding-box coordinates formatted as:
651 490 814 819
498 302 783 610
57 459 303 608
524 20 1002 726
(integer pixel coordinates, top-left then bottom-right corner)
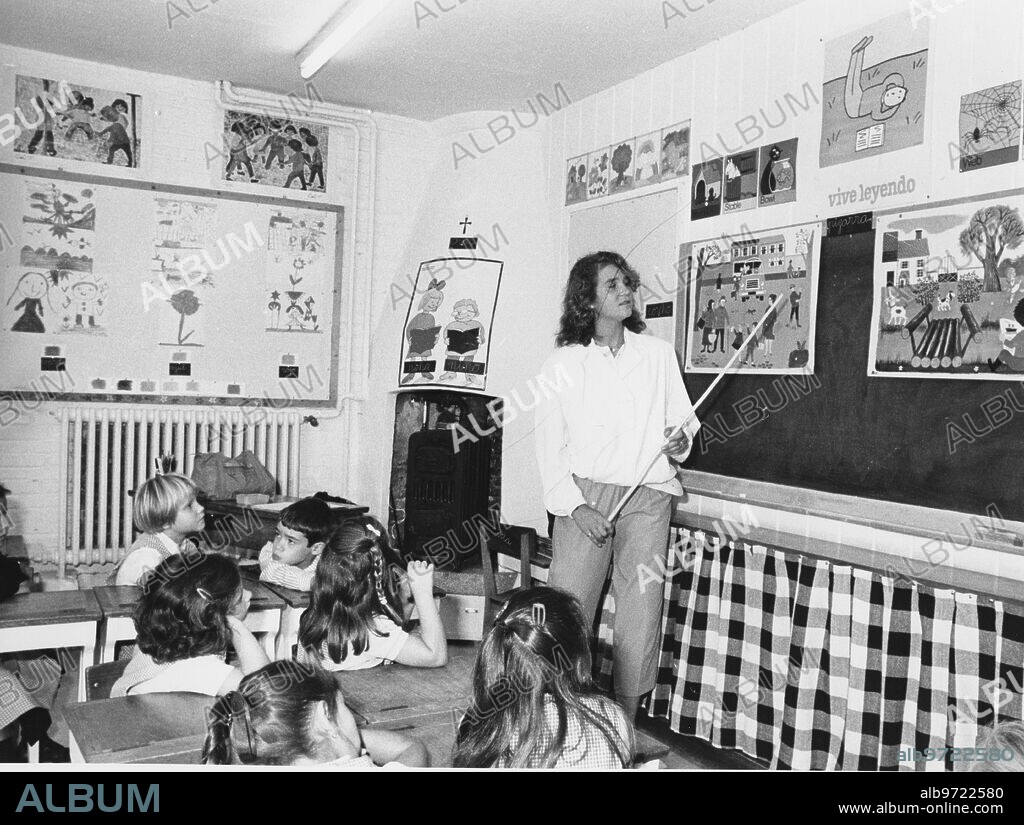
170 289 200 345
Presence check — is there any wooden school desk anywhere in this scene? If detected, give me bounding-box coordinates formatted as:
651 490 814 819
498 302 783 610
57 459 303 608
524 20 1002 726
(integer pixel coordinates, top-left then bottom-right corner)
0 590 102 701
66 693 213 764
93 581 285 661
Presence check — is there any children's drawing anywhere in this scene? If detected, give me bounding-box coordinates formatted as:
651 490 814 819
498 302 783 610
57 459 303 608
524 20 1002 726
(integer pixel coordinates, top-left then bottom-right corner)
632 131 661 188
265 210 330 333
54 272 110 334
869 195 1024 379
723 149 758 213
758 138 798 207
586 149 609 198
681 221 819 374
151 197 219 347
221 110 328 193
959 81 1022 173
565 155 588 205
398 257 503 390
819 15 928 167
13 75 140 168
608 139 635 195
5 271 53 333
660 121 690 179
690 158 722 221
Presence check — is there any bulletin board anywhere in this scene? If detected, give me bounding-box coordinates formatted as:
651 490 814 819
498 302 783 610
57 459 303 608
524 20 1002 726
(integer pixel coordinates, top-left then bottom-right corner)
0 164 344 406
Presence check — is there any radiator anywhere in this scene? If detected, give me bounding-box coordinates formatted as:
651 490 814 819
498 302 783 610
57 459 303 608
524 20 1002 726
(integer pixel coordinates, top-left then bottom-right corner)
58 407 301 567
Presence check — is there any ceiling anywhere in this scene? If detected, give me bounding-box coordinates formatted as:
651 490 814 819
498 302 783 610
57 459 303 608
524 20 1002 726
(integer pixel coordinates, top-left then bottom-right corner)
1 0 803 121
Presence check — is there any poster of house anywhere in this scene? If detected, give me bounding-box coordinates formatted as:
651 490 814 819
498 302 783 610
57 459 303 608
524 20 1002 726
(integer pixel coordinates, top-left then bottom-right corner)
690 158 723 221
398 256 503 391
819 14 928 168
868 194 1024 380
680 221 819 375
958 81 1022 173
221 109 329 193
12 75 140 168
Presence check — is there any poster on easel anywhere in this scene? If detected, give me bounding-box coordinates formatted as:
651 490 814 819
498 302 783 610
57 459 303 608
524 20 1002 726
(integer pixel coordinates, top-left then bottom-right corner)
398 257 503 391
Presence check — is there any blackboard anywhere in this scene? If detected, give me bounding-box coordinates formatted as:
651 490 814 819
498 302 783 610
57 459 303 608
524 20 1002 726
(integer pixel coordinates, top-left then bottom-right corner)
682 230 1024 523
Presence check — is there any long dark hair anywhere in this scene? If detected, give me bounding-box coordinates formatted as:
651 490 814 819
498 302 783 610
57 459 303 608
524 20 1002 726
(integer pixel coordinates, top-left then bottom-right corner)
201 660 338 765
452 586 634 768
298 517 405 665
555 251 646 346
135 552 238 664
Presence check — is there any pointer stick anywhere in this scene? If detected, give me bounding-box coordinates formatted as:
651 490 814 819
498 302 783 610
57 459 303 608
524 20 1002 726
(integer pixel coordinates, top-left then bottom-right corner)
606 293 787 522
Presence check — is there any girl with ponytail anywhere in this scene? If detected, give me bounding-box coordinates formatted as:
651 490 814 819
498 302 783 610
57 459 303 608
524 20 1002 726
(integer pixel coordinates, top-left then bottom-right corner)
201 661 428 767
297 516 447 670
452 586 634 769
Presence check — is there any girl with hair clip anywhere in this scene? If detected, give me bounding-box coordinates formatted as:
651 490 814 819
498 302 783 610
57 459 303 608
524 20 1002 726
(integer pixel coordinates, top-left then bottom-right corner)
201 661 428 768
452 586 635 769
298 517 447 671
111 553 270 697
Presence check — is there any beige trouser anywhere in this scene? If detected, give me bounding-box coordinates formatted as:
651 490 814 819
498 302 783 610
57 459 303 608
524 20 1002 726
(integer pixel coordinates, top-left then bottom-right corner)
549 476 672 698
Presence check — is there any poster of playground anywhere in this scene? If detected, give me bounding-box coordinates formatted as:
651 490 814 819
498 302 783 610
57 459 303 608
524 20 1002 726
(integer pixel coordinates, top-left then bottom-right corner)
819 13 928 168
680 221 819 375
868 194 1024 380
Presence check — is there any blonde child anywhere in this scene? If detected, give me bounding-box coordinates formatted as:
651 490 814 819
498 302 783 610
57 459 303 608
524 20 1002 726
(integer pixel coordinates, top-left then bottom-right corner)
112 553 269 697
258 497 332 592
112 473 205 585
298 517 447 671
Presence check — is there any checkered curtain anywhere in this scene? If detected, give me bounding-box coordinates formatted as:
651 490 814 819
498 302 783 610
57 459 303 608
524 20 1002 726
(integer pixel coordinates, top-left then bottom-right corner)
594 527 1024 770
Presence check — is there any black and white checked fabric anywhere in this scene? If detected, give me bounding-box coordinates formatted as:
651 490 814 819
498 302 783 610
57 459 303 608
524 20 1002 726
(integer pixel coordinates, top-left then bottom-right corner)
593 525 1024 771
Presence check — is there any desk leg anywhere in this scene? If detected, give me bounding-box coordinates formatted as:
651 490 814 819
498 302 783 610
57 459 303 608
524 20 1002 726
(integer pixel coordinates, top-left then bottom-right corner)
77 643 96 702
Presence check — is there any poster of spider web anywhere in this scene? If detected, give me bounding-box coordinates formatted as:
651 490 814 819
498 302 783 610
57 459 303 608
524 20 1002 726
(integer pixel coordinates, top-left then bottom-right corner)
959 81 1022 172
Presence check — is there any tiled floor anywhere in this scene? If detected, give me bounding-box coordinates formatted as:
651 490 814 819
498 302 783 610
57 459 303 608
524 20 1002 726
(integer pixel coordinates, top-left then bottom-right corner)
635 714 766 770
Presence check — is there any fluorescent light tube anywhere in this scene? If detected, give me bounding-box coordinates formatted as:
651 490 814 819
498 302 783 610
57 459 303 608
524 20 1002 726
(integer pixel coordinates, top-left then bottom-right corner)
300 0 388 79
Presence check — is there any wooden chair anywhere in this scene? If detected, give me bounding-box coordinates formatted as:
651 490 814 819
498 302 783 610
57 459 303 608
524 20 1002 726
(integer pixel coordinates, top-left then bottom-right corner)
478 523 539 629
84 660 128 701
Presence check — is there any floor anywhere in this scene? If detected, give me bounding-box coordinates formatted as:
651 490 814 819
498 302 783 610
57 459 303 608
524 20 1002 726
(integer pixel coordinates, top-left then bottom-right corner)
634 713 766 770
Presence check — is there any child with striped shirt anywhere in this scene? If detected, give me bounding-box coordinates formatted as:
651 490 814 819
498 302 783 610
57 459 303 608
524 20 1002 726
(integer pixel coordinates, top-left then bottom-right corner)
258 497 332 591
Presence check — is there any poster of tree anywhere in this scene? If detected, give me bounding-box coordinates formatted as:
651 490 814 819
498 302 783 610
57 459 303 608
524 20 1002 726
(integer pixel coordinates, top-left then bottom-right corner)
869 194 1024 379
8 179 106 335
12 75 140 168
680 221 819 375
608 138 636 195
221 109 328 193
265 209 330 332
398 257 503 390
819 14 928 167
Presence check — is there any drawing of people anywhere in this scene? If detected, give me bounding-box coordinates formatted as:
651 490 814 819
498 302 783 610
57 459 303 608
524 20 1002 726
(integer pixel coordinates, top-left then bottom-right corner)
305 134 324 189
788 285 802 328
401 279 445 384
843 35 908 122
99 102 133 166
66 280 100 327
713 297 730 354
283 139 309 189
988 298 1024 373
1008 266 1021 297
440 298 486 387
264 120 287 169
25 91 58 157
225 121 258 182
699 299 715 352
7 272 49 333
63 96 95 141
763 295 777 358
284 301 306 331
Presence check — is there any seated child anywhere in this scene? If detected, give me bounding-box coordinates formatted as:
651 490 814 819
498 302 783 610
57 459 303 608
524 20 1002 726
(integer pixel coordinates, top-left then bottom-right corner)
258 497 332 591
298 517 447 671
452 586 635 769
111 553 269 697
201 660 428 767
112 473 205 586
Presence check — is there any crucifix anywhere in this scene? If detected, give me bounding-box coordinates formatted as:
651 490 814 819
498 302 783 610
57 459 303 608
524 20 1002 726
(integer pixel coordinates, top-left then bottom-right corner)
459 217 472 234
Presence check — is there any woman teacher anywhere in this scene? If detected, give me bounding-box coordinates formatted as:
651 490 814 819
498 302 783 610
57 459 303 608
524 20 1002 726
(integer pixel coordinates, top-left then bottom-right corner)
534 251 700 718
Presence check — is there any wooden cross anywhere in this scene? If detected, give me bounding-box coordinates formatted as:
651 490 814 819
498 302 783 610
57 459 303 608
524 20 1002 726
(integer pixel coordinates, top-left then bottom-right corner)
459 217 472 234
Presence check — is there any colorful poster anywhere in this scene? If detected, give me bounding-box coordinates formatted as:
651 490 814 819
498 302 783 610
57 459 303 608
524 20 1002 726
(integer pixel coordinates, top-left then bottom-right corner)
586 148 609 198
869 195 1024 379
398 257 503 390
565 154 588 205
758 138 798 207
9 179 102 334
660 121 690 179
690 158 723 221
608 139 636 195
222 110 328 192
632 131 662 188
12 75 140 168
958 81 1022 173
150 197 218 348
722 149 758 213
265 210 330 333
819 14 928 167
681 221 819 374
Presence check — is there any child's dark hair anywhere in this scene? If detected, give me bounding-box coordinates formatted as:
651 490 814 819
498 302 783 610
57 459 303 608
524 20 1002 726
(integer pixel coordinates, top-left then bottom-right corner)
298 517 404 666
287 138 304 152
202 660 334 765
280 497 333 546
1013 298 1024 327
452 586 634 768
112 98 128 112
306 134 319 147
135 552 239 664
